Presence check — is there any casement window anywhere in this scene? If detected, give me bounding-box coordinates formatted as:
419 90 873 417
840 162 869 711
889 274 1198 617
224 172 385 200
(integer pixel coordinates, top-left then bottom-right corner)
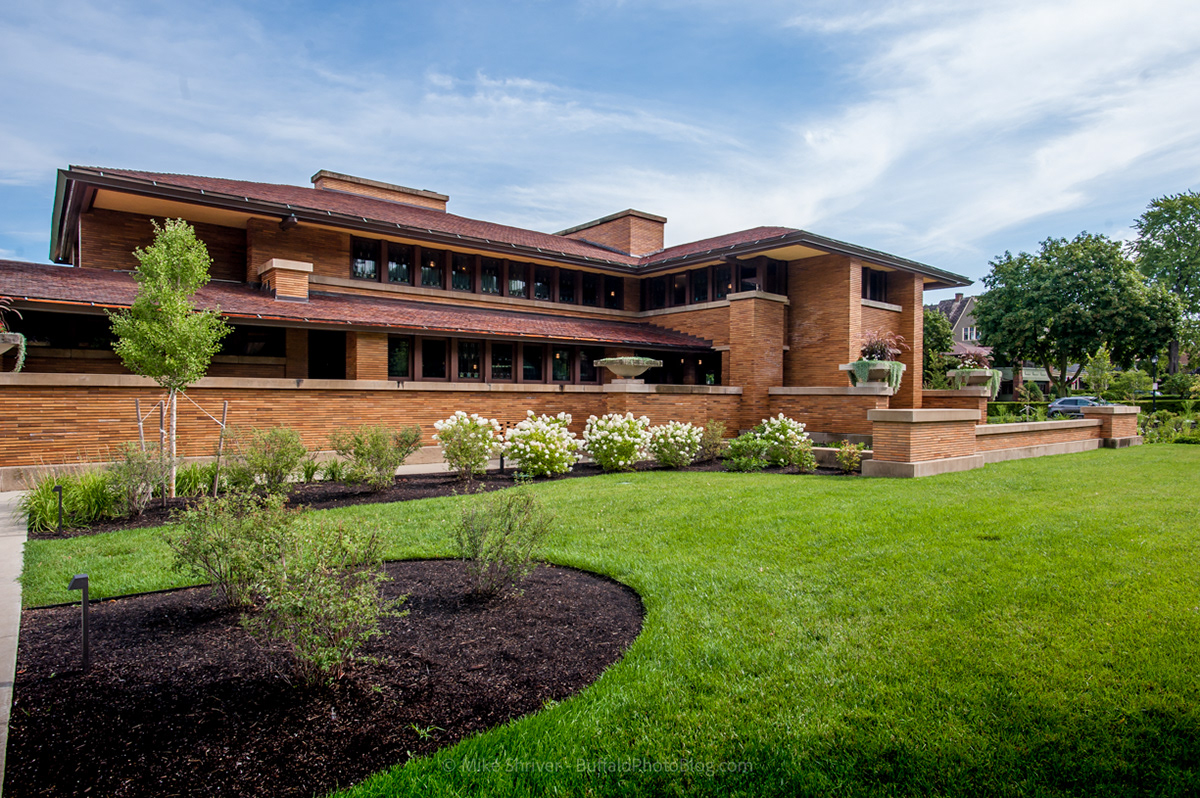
490 343 514 381
551 347 572 382
738 263 760 293
387 336 412 379
387 243 413 284
646 276 668 310
962 326 978 342
457 339 483 380
480 258 503 295
581 272 601 307
604 276 624 310
522 344 544 381
508 262 529 298
451 253 474 291
578 347 603 382
558 270 577 304
862 267 888 303
671 273 688 306
351 237 379 280
533 266 554 301
713 265 732 300
421 248 446 288
421 338 447 379
690 268 709 304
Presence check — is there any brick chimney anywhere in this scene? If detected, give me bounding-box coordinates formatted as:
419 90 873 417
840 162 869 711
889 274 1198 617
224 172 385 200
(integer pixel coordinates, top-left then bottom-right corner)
258 258 311 302
311 170 448 212
555 209 666 256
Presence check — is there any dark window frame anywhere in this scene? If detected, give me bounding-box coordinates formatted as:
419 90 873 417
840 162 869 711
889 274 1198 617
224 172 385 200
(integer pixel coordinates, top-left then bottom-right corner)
456 338 485 381
350 236 381 282
387 335 413 379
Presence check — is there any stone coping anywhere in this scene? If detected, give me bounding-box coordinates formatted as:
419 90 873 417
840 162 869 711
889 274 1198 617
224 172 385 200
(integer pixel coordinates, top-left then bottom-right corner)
923 387 990 397
0 373 741 395
976 418 1101 435
868 408 980 423
1081 405 1140 416
769 385 892 396
862 453 985 478
861 298 902 313
259 258 313 275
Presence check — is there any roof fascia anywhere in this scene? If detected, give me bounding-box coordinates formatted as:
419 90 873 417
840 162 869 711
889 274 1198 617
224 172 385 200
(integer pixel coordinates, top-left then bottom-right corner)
61 168 642 273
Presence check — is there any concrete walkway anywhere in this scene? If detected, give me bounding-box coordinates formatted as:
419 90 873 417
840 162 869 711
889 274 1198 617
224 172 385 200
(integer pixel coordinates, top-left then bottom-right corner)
0 491 25 797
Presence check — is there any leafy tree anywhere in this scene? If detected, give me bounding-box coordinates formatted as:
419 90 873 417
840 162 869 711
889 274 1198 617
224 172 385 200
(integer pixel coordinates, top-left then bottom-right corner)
1134 190 1200 373
1083 345 1114 396
108 219 230 496
922 307 954 388
974 233 1181 398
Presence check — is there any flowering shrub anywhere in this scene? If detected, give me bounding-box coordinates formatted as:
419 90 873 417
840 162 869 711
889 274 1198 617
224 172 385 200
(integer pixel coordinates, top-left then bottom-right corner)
757 414 813 469
836 440 866 474
956 350 991 369
860 328 910 361
503 411 579 477
648 421 703 469
582 412 651 472
433 411 502 479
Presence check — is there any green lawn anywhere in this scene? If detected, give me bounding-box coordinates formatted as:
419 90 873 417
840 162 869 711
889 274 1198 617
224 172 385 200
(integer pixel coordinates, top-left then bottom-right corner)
20 446 1200 796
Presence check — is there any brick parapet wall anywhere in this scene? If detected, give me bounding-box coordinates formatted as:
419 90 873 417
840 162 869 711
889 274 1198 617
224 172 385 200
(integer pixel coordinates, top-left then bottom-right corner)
0 376 736 471
922 388 988 417
768 390 890 436
975 420 1102 452
871 418 978 462
1081 406 1139 438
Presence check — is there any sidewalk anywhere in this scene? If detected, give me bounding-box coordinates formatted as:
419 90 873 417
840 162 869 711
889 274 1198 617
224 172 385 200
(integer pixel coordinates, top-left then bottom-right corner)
0 491 25 797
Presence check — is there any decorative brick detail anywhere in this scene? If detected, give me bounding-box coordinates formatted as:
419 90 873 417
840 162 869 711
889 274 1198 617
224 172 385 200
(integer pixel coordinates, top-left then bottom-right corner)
346 332 388 381
78 208 246 281
784 254 859 387
246 218 349 283
728 295 785 430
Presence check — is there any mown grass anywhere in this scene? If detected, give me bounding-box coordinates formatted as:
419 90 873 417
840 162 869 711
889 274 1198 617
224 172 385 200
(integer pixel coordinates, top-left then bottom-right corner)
19 446 1200 796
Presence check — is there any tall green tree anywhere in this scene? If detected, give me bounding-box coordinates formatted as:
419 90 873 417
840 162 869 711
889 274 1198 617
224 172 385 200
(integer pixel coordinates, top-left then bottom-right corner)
108 219 230 496
974 233 1180 398
1134 190 1200 373
922 307 954 388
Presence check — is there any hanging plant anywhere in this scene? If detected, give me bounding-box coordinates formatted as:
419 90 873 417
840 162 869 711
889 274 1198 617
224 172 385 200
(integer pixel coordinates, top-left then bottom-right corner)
0 295 26 373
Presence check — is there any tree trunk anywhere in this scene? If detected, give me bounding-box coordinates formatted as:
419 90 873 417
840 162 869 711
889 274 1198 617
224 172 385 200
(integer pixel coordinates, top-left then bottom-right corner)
1169 339 1180 375
169 388 178 499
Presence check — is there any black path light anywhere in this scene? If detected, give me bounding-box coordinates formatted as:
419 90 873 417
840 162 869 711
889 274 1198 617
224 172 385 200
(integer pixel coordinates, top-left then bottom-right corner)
67 574 90 673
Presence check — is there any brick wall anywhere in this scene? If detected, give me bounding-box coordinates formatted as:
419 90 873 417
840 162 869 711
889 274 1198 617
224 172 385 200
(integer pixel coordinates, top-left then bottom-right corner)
872 419 978 462
246 219 349 283
922 389 988 417
891 273 924 408
785 254 859 386
560 214 664 256
975 421 1102 453
346 333 388 381
262 268 310 300
728 295 785 430
644 305 730 348
79 208 246 281
286 329 308 378
313 177 447 211
769 391 890 436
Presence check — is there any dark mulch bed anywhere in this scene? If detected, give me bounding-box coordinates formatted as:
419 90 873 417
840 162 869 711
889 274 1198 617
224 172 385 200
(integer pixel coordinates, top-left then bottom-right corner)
5 559 643 798
31 460 854 540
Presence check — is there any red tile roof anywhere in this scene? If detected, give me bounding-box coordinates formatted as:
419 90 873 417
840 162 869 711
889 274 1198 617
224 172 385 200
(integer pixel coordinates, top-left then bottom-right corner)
642 226 798 265
0 260 711 349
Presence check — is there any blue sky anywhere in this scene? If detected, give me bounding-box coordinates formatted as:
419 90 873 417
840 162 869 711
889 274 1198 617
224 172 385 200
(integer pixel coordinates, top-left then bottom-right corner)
2 0 1199 301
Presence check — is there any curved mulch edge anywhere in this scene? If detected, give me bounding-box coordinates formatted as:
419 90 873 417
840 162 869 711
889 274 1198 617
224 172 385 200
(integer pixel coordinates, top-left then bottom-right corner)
5 559 645 798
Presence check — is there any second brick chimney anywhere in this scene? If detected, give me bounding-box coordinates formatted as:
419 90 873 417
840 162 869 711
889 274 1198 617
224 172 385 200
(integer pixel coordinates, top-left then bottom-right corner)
311 170 449 211
555 209 666 256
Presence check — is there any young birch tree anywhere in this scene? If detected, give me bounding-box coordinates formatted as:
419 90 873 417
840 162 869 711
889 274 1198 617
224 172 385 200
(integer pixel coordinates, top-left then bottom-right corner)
108 219 230 496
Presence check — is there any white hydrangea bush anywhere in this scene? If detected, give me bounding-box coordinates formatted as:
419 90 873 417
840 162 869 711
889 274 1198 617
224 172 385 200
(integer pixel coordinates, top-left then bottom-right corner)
757 413 814 470
503 411 579 477
433 411 502 479
648 421 703 469
582 412 652 472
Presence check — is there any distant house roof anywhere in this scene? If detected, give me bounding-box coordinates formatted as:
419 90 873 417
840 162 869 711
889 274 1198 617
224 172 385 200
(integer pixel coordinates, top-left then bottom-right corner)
51 167 973 289
0 260 711 350
927 294 975 327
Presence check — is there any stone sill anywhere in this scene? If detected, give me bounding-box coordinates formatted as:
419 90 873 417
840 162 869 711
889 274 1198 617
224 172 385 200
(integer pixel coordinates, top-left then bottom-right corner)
976 418 1101 435
923 387 990 397
861 298 902 313
770 385 892 396
869 408 980 423
602 383 741 395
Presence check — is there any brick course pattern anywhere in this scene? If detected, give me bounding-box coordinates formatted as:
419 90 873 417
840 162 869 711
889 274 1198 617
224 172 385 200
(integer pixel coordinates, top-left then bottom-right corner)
311 176 448 211
785 254 858 387
728 295 785 430
645 306 731 348
79 208 246 281
872 420 977 462
768 393 889 437
246 219 349 284
890 273 924 409
975 422 1103 452
922 390 988 417
561 214 665 256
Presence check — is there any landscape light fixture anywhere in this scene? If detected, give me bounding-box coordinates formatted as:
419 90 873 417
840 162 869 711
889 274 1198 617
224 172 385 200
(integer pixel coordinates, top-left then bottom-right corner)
279 214 299 231
67 573 90 673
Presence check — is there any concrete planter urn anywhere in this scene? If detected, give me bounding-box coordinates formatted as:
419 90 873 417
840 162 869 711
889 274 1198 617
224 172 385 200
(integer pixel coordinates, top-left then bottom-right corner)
0 332 25 371
948 368 1002 398
595 356 662 381
840 360 905 392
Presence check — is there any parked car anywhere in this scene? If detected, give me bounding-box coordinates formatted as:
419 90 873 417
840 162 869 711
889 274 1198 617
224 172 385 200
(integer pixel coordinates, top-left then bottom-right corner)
1047 396 1102 419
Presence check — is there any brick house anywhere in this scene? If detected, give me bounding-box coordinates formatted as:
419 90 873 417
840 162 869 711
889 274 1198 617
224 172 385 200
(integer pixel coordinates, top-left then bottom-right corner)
0 165 1137 482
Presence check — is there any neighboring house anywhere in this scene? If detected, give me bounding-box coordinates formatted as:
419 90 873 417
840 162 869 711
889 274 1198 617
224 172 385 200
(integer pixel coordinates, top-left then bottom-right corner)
927 292 988 351
0 165 972 478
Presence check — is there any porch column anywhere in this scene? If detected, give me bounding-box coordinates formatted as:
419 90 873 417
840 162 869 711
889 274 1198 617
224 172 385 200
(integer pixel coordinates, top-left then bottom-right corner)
346 332 389 381
728 291 787 431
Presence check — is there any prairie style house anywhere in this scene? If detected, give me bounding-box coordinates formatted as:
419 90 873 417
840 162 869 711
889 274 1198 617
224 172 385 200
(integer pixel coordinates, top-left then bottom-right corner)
4 164 1076 481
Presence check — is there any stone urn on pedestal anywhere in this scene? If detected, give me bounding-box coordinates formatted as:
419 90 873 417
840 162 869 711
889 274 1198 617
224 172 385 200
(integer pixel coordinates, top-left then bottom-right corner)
595 356 662 384
840 328 910 393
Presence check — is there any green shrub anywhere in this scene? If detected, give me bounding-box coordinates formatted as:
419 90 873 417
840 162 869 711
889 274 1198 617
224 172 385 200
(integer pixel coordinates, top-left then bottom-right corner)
648 421 703 469
299 457 321 483
433 412 501 480
174 461 208 498
246 523 401 685
69 468 118 524
696 420 727 463
329 424 422 490
226 426 308 494
724 433 769 472
19 475 64 533
1174 433 1200 444
164 490 298 608
320 457 346 483
454 487 553 597
836 440 866 474
107 442 172 516
757 414 812 469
